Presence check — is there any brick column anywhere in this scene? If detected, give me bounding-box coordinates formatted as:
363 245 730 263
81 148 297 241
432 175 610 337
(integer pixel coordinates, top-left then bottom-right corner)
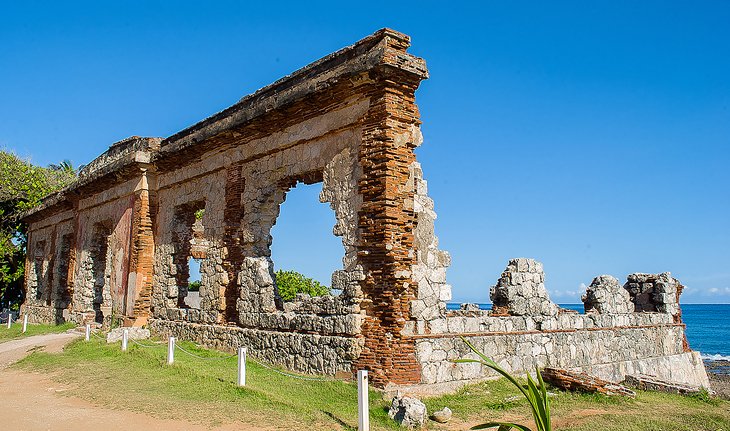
353 48 427 386
128 168 156 325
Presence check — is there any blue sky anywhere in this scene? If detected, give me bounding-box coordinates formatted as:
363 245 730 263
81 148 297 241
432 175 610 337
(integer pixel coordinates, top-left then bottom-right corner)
2 1 728 303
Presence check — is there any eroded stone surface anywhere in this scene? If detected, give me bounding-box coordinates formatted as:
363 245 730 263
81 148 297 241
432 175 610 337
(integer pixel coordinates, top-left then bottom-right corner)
624 272 682 316
583 275 633 314
106 327 150 343
389 394 427 429
490 258 559 316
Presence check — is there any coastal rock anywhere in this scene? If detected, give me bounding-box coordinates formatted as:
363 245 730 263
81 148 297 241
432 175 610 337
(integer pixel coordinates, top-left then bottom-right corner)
460 303 480 312
389 394 427 429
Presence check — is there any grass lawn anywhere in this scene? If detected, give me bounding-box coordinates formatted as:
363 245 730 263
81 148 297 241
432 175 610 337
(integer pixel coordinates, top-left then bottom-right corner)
12 334 730 430
0 321 75 342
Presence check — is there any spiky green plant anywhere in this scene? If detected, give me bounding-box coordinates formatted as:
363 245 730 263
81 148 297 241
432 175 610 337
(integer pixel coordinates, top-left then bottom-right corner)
455 337 552 431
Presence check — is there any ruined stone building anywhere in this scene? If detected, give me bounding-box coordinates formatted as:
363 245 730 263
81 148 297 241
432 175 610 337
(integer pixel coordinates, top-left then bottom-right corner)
21 29 708 390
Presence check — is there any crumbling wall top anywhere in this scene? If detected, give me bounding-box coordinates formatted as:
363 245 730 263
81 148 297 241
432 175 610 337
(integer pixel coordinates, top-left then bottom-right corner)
21 136 161 221
157 28 428 158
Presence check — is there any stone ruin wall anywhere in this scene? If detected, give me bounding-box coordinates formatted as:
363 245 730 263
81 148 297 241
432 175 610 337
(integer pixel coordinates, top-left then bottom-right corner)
410 258 709 390
19 29 709 390
149 103 369 375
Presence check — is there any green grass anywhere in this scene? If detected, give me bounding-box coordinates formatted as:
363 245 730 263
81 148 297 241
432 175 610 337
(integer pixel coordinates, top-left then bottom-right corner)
0 321 74 342
10 333 730 430
15 337 398 430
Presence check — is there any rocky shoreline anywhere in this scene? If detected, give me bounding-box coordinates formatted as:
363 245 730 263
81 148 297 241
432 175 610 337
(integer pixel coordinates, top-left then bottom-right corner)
705 360 730 399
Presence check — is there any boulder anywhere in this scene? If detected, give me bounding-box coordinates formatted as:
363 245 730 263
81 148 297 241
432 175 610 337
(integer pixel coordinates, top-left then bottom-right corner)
431 407 452 423
389 394 427 429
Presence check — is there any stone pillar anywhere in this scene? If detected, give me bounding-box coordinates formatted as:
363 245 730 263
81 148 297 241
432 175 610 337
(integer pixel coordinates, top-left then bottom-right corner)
127 168 157 326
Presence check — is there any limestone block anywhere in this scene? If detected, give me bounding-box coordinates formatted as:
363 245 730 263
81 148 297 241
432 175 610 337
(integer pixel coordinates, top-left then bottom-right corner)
389 395 427 428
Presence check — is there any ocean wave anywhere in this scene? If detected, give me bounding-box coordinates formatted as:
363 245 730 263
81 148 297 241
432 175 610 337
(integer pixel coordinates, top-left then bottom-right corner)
701 353 730 361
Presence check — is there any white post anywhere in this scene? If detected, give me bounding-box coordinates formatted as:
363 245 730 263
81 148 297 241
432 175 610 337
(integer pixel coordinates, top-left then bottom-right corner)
167 336 175 365
7 314 12 329
357 370 369 431
22 314 28 333
237 347 247 387
122 329 129 352
85 323 91 342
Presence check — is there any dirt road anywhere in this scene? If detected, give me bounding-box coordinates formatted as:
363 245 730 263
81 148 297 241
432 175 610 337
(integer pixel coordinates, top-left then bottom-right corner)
0 333 264 431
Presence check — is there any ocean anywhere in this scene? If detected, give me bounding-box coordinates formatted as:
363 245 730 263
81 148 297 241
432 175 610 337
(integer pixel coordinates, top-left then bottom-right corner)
445 303 730 360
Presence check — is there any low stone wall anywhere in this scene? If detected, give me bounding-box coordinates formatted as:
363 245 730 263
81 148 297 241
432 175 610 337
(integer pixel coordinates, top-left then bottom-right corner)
149 319 362 376
20 304 60 324
412 315 707 388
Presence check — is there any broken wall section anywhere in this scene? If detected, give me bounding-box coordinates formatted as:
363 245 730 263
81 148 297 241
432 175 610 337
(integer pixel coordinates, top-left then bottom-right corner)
409 160 452 326
410 259 707 391
490 258 559 316
150 96 372 376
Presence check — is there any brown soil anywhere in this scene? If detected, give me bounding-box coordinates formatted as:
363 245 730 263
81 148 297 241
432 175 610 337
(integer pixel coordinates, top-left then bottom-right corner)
0 333 268 431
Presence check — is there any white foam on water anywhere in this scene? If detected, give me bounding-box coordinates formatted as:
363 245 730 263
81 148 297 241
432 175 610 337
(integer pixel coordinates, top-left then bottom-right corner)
701 353 730 361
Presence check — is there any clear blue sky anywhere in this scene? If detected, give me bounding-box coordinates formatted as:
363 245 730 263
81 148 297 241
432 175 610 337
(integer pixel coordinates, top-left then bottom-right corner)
2 1 728 303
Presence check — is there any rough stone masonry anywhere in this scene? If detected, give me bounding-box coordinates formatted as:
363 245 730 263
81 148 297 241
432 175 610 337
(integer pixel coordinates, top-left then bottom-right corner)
20 29 709 391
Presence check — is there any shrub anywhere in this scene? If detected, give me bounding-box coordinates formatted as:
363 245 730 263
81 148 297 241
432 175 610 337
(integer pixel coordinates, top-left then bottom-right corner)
456 337 552 431
188 280 201 292
275 270 330 301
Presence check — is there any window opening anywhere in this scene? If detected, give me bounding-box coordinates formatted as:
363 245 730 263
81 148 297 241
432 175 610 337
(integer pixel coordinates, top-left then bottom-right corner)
270 182 341 300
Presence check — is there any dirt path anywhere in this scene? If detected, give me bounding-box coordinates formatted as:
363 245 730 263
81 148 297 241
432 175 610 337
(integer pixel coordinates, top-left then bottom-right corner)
0 333 266 431
0 332 79 368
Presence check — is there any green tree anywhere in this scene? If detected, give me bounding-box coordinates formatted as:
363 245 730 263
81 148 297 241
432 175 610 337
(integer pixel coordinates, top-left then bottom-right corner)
0 151 77 310
275 270 330 301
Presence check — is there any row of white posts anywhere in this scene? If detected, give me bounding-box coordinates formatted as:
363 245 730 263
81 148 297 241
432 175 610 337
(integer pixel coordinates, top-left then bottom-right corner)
84 327 371 430
5 314 29 333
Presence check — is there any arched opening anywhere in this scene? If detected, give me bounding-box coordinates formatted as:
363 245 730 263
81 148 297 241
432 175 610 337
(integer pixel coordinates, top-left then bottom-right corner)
270 182 342 300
